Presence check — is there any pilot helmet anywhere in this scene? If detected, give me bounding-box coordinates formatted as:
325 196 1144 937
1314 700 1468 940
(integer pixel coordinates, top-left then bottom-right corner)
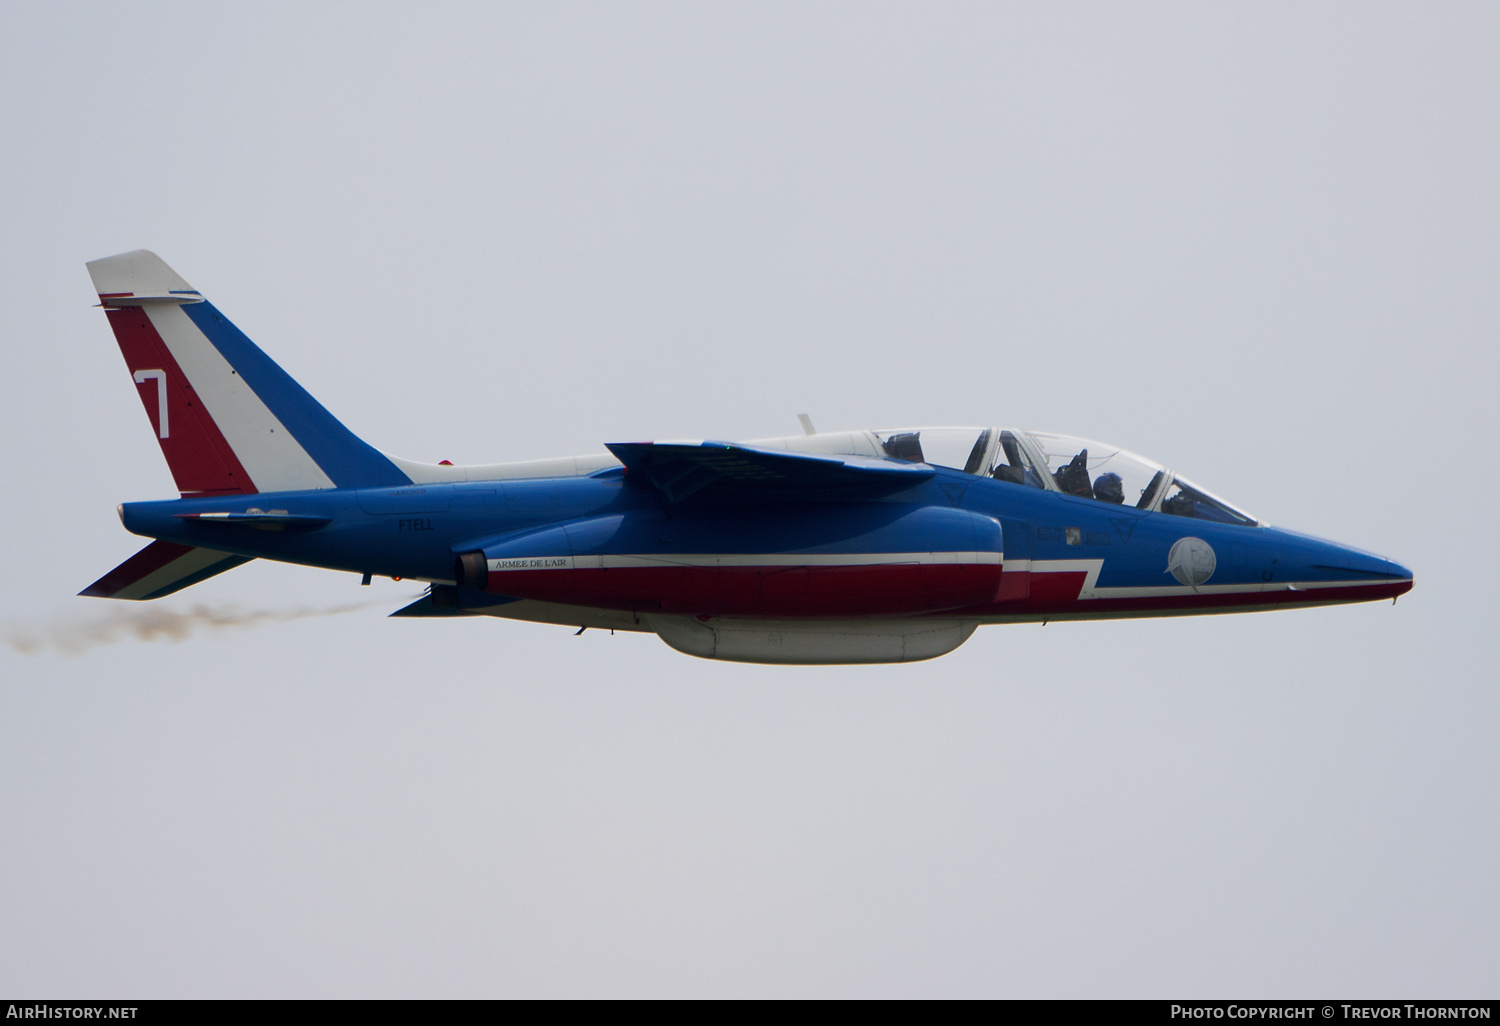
1093 472 1125 504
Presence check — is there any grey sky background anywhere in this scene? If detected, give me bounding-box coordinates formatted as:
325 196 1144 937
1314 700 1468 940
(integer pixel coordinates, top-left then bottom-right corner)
0 1 1495 997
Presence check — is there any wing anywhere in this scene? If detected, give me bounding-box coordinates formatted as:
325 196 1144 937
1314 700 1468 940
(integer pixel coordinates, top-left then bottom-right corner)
604 441 934 503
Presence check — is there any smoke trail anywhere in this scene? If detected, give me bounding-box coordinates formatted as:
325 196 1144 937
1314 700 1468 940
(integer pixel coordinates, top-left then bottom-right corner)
2 601 381 656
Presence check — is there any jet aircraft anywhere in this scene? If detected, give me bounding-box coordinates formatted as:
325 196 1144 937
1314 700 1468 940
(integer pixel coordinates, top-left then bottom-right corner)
81 250 1413 664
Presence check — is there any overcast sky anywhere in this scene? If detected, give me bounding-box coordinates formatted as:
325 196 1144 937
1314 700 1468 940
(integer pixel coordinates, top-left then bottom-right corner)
1 2 1495 998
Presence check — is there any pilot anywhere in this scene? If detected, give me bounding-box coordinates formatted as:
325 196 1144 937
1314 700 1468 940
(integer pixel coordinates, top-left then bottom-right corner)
1093 472 1125 504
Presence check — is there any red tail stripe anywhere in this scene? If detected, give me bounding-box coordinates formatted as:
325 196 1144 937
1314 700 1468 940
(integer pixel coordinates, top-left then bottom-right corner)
103 306 258 496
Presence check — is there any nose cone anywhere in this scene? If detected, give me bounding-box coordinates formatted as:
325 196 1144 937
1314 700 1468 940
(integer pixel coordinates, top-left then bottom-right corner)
1264 527 1413 601
1380 556 1414 583
1260 525 1410 606
1320 542 1414 585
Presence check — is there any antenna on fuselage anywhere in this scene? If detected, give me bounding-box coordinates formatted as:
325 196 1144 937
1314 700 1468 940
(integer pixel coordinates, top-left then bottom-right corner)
797 414 816 436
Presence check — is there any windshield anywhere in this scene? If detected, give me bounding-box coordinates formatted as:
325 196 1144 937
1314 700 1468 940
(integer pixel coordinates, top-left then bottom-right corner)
1025 432 1165 509
1158 476 1258 526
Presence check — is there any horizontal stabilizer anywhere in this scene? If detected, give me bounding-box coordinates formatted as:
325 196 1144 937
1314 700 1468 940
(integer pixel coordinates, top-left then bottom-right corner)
389 586 516 617
604 441 934 503
80 540 252 601
389 594 455 617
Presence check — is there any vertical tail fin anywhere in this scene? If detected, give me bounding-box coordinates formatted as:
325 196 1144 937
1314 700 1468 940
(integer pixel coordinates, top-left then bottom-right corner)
87 250 409 496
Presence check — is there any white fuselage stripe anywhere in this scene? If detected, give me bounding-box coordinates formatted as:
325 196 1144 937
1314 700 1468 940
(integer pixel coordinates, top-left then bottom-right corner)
488 551 1003 572
482 551 1388 595
1023 558 1395 598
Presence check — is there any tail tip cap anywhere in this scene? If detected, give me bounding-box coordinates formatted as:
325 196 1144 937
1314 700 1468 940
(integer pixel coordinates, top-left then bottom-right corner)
87 249 197 301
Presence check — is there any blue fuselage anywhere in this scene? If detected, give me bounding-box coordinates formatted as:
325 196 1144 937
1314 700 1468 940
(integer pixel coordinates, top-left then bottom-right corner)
119 465 1413 622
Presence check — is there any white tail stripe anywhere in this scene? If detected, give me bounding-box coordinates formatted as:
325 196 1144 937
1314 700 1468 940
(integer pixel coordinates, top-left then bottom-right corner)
144 305 334 492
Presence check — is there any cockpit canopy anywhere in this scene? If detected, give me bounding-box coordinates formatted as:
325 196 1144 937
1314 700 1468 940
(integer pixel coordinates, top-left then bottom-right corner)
761 426 1259 526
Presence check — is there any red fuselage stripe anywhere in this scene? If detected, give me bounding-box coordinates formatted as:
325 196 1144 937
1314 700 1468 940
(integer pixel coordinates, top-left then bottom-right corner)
478 563 1411 619
485 562 1005 617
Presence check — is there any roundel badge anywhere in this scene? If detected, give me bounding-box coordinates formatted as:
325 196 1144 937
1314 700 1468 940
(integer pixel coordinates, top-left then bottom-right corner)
1166 536 1217 587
